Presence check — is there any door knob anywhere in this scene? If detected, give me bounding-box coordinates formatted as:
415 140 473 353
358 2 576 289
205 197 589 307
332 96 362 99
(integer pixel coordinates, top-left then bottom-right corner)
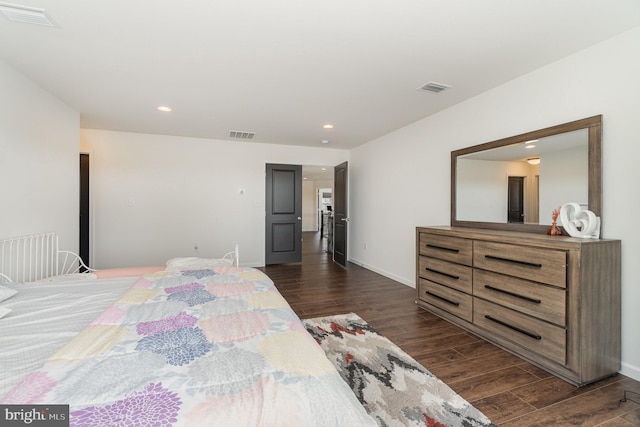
298 217 302 220
341 217 350 222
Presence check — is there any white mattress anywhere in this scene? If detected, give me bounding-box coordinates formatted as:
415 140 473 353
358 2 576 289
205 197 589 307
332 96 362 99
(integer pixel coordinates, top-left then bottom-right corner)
0 277 135 396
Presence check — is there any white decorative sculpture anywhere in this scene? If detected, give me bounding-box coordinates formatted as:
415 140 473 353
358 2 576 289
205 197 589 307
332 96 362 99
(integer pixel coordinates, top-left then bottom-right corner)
559 202 600 239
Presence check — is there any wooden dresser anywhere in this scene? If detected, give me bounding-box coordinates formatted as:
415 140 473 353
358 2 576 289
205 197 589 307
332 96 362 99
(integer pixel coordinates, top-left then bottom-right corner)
415 226 621 386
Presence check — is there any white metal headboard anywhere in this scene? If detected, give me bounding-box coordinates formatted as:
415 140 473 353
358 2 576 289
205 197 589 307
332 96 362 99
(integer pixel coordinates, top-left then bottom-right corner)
0 233 91 284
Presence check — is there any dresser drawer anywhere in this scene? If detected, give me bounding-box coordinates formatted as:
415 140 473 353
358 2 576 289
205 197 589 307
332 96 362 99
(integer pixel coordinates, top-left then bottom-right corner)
474 298 566 365
419 256 472 293
419 233 472 266
419 279 473 322
473 241 567 288
473 270 566 326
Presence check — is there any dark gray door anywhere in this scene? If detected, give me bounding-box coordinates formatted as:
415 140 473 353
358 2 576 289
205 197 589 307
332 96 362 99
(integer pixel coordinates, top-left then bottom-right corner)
265 164 302 264
79 153 90 270
333 162 348 267
508 176 525 223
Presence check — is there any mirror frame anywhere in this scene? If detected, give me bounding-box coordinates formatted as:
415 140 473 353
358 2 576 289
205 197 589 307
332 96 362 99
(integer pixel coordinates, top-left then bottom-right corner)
451 115 602 234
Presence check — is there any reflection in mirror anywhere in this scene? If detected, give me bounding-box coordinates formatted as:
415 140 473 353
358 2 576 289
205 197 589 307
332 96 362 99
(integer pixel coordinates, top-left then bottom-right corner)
456 129 588 225
451 115 601 234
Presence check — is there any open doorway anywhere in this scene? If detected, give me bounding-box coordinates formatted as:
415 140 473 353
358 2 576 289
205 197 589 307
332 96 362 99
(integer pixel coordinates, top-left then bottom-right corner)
301 162 347 267
265 164 335 265
302 165 334 256
318 187 332 243
266 164 343 264
301 166 334 230
302 165 334 255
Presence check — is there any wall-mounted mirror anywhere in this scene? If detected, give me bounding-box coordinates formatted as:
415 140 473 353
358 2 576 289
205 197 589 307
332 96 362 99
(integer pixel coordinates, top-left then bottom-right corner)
451 115 602 234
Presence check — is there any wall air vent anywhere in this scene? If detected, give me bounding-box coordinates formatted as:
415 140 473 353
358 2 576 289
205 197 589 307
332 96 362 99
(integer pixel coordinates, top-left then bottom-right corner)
0 2 55 26
417 81 451 93
229 130 256 140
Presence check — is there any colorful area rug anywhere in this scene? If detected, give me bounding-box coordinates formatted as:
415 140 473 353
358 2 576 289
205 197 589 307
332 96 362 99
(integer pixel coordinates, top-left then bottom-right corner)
303 312 496 427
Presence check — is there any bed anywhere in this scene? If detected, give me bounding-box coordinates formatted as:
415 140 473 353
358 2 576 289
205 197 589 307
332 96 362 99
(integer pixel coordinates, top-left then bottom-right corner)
0 234 376 426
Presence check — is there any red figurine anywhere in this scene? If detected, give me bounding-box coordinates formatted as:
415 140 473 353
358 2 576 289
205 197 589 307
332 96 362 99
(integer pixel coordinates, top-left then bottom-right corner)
547 207 563 235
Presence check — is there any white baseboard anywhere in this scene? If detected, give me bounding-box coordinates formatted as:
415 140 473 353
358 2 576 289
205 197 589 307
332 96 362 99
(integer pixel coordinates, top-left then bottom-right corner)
620 362 640 382
348 257 415 289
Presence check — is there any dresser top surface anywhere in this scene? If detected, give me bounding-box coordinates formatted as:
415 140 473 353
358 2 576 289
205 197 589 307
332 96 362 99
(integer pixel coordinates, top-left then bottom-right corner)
417 226 620 246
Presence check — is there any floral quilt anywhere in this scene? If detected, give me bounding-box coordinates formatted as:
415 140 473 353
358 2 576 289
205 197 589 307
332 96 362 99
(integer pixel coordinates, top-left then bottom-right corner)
1 267 375 426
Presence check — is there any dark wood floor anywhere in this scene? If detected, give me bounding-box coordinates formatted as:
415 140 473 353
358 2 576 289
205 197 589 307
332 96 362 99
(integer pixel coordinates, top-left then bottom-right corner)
260 231 640 426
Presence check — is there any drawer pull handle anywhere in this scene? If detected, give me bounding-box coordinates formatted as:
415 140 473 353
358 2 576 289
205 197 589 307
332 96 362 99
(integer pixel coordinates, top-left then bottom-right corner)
426 291 460 307
485 315 542 340
425 267 460 280
426 244 459 254
484 255 543 269
484 285 542 304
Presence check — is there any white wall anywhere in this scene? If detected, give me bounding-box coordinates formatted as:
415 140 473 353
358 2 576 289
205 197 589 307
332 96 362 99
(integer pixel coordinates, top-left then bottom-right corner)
348 26 640 380
80 129 348 268
0 60 80 251
302 180 316 231
302 180 335 232
539 145 588 222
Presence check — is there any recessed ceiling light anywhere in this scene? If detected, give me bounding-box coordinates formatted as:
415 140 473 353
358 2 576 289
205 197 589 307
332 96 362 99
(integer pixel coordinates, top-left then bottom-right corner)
321 168 327 171
321 140 329 144
157 106 172 112
322 124 334 129
525 144 536 149
524 139 539 144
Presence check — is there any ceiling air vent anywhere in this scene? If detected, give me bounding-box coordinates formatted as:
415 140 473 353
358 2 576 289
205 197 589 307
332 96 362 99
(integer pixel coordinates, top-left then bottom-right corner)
0 2 55 26
229 130 256 140
417 81 451 93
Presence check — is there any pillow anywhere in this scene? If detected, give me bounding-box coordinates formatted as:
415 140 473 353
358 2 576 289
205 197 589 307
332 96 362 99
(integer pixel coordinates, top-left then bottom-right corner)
94 265 165 279
0 306 11 320
32 273 98 283
0 285 18 303
165 257 233 270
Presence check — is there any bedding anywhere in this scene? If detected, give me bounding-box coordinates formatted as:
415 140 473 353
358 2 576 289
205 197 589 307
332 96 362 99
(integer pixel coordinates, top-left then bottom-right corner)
28 266 166 281
32 272 99 282
0 266 376 426
165 256 234 270
0 284 17 302
0 277 138 395
0 306 10 319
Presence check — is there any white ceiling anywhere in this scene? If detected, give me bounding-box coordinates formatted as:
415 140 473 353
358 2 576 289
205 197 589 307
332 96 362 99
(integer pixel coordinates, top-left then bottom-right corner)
302 165 334 182
1 1 639 149
462 128 588 162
